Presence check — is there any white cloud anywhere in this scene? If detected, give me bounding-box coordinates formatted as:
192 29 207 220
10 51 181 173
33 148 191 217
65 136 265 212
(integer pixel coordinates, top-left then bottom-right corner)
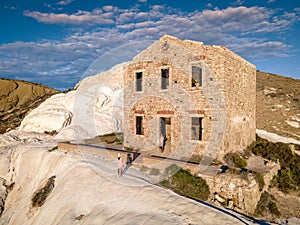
228 39 292 58
23 9 114 25
2 5 299 89
57 0 74 6
233 0 245 6
102 5 115 12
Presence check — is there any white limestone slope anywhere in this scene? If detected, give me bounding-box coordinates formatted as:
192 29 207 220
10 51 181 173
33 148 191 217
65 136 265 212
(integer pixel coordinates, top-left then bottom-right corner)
256 129 300 145
0 142 255 225
18 63 125 141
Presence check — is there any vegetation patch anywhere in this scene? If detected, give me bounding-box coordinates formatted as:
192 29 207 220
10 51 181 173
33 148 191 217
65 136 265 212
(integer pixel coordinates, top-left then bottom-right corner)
254 172 265 191
84 133 124 145
224 152 247 168
247 135 300 194
227 168 249 181
31 176 56 208
255 191 280 218
123 146 134 151
0 78 59 132
98 133 123 144
160 164 210 201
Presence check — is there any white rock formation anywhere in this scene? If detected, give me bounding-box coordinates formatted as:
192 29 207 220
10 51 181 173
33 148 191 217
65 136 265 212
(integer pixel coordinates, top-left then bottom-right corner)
0 142 255 225
19 91 75 133
18 63 125 141
256 129 300 145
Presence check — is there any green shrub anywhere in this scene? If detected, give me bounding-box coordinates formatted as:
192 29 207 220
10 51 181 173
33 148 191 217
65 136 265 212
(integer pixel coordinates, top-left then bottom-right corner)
123 146 134 151
255 192 280 217
254 172 265 191
247 135 300 193
164 164 181 178
275 168 294 192
98 132 124 144
160 164 210 201
228 168 249 181
224 153 247 168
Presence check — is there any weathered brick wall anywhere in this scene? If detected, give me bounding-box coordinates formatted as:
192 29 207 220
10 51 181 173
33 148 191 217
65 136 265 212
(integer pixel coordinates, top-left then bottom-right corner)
124 35 256 161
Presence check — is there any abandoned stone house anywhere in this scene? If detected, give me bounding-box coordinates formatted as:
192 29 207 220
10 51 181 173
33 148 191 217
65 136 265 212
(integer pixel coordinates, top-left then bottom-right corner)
123 35 256 161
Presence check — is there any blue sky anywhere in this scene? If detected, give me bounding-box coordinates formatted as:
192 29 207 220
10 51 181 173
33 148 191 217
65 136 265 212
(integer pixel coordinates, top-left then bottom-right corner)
0 0 299 90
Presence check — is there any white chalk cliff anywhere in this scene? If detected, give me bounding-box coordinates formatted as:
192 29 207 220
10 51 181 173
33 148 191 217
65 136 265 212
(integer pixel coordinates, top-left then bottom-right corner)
0 142 255 225
18 63 125 141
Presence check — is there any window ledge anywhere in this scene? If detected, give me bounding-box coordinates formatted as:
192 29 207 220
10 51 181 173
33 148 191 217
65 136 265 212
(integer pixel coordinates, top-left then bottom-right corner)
190 139 203 143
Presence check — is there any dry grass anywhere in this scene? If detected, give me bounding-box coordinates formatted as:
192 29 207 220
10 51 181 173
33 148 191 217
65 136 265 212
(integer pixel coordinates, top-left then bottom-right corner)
256 71 300 140
0 78 59 133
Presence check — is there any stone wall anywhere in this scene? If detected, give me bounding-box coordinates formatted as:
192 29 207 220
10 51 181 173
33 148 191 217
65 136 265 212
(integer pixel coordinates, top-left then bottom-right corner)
124 35 256 161
57 142 138 162
203 162 280 214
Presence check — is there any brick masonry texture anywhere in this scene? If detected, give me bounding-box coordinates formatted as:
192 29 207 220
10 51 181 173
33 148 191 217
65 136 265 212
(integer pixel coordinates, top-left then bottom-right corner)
123 35 256 161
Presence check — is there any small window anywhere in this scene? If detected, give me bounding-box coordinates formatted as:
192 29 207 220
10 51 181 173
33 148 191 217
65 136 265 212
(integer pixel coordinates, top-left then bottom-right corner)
136 72 143 92
192 66 202 87
161 68 169 89
136 116 143 135
191 117 203 140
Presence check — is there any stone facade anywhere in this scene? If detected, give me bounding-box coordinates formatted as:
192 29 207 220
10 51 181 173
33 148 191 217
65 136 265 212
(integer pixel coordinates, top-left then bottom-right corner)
123 35 256 161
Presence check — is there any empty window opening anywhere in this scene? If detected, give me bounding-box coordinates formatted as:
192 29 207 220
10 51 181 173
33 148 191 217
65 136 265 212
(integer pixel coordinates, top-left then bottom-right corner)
191 117 203 140
136 116 143 135
161 68 169 89
136 72 143 92
192 66 202 87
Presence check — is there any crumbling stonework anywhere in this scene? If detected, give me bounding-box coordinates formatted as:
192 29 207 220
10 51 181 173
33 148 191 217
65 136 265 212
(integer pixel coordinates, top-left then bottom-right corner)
202 161 280 214
124 35 256 161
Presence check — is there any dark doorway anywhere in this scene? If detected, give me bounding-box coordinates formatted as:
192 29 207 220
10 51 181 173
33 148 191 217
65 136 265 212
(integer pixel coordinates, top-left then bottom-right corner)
160 117 171 151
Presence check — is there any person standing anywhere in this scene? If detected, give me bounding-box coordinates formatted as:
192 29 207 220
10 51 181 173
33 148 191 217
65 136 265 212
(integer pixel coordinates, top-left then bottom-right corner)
117 153 124 177
122 153 132 175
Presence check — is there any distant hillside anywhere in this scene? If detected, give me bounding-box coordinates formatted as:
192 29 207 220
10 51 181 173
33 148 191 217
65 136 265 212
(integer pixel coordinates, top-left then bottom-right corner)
256 71 300 141
0 78 59 133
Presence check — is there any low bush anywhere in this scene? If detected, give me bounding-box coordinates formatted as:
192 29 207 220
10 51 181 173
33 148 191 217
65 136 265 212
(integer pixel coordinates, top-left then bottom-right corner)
224 153 247 168
255 192 280 218
98 133 124 144
247 135 300 193
160 164 210 201
254 172 265 191
227 168 249 181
